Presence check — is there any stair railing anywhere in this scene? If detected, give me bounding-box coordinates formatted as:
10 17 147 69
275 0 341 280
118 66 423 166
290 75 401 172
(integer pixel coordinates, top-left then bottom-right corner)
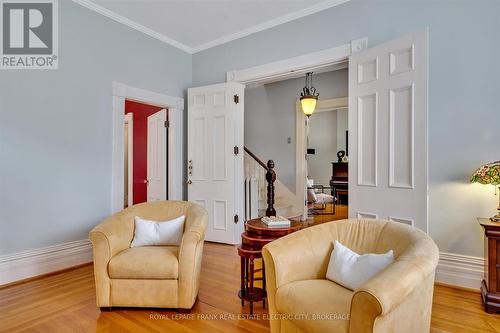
244 147 276 217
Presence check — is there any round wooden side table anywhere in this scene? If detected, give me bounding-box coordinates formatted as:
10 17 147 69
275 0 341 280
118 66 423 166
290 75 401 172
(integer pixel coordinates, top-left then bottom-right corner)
237 245 265 315
237 218 303 315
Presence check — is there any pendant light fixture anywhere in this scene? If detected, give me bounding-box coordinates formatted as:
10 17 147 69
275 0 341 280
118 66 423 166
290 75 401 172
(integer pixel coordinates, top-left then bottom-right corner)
300 72 319 117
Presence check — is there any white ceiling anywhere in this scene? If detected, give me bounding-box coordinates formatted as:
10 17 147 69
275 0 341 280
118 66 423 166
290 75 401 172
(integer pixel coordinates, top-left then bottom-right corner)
74 0 350 53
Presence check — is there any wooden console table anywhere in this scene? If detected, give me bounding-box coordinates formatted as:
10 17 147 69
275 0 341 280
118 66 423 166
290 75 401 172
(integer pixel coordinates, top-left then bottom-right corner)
479 217 500 313
238 218 302 314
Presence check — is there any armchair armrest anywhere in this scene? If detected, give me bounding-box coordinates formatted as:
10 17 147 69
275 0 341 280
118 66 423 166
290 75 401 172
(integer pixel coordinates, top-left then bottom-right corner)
178 206 208 308
88 211 134 307
349 240 439 332
263 227 333 288
89 211 134 258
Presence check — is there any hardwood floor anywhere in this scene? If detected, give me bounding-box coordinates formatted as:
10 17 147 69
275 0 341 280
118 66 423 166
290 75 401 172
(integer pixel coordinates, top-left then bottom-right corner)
306 203 348 224
1 241 499 332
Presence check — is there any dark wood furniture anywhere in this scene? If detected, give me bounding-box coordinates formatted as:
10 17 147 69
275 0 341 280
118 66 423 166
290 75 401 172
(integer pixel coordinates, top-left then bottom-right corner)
238 218 302 314
479 217 500 313
330 162 348 205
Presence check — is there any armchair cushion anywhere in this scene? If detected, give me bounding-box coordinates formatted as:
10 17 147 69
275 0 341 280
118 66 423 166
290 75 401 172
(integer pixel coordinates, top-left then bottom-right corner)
275 279 351 333
108 246 179 279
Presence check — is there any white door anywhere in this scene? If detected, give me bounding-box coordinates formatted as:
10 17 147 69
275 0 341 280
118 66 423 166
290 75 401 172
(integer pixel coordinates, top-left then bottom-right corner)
348 29 428 231
188 82 245 244
147 109 167 202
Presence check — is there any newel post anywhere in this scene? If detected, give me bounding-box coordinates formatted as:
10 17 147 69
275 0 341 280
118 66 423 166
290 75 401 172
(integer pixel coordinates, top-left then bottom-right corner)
265 160 277 217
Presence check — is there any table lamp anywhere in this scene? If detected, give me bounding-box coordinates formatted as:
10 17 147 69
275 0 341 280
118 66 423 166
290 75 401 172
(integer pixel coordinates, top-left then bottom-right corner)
471 161 500 222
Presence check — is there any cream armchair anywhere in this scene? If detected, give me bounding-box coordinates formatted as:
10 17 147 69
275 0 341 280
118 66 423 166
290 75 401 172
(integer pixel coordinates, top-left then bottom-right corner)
262 219 439 333
89 200 208 310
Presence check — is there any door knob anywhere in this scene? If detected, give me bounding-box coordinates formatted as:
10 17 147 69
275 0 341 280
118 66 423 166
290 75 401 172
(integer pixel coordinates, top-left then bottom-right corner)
187 180 192 185
143 179 149 185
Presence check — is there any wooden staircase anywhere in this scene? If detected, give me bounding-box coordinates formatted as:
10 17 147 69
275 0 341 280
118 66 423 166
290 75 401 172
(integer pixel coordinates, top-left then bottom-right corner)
244 147 303 220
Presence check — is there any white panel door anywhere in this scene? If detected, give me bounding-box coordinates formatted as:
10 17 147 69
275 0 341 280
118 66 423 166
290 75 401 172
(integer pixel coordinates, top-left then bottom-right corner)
188 82 245 244
147 109 167 202
349 29 428 231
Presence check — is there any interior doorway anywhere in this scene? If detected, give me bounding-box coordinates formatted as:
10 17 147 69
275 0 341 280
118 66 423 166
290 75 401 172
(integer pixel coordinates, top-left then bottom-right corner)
243 68 349 221
124 100 168 207
222 30 428 231
305 97 349 219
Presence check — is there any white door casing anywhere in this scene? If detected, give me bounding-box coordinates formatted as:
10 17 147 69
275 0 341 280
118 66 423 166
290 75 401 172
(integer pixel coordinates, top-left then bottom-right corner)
124 113 134 207
348 29 428 231
188 82 245 244
296 97 349 219
111 82 184 214
147 109 167 202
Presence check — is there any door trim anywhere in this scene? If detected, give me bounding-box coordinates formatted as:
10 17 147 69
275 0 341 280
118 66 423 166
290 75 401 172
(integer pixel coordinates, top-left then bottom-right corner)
111 82 184 213
124 113 133 207
226 39 367 85
296 97 349 218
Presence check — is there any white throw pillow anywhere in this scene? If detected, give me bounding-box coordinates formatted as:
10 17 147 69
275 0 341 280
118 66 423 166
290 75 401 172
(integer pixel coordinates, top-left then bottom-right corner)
130 215 185 247
326 240 394 290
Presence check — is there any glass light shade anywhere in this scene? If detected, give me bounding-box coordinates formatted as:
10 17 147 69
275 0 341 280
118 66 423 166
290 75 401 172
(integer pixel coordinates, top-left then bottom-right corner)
471 161 500 222
471 161 500 185
300 97 317 116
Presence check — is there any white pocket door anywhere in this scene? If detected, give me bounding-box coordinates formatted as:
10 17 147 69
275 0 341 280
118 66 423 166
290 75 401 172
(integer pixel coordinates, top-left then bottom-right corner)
349 29 428 231
187 82 245 244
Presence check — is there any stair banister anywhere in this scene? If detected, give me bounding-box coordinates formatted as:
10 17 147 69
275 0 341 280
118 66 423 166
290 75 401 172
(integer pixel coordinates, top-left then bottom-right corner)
244 146 277 217
265 160 277 217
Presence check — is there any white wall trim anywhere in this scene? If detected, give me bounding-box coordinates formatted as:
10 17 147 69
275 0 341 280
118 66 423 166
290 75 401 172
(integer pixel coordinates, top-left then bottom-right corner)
0 242 484 291
295 96 349 219
436 252 484 290
227 39 367 85
124 113 133 207
72 0 194 54
0 240 92 286
72 0 352 54
112 82 184 213
192 0 352 53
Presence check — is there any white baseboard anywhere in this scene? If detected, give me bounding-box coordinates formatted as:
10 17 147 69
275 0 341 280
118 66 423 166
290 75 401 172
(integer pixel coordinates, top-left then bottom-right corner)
0 239 92 286
436 252 484 290
0 241 484 291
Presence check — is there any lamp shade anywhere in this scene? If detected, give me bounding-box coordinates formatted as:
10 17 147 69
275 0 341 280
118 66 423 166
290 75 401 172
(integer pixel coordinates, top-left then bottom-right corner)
471 161 500 185
299 72 319 117
300 96 317 116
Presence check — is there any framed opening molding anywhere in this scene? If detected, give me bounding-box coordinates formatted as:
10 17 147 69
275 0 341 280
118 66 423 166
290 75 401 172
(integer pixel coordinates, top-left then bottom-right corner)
112 82 184 213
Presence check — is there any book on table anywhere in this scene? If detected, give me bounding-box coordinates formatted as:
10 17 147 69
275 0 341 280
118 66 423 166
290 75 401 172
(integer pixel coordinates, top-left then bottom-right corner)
261 216 291 227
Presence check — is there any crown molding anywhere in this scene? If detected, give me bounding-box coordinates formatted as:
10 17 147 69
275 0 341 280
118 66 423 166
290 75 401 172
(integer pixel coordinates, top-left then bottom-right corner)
72 0 351 54
191 0 351 53
72 0 194 54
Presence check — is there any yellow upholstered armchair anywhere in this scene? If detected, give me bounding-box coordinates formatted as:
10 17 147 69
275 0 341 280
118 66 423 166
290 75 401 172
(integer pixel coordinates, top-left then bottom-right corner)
89 201 208 310
262 219 439 333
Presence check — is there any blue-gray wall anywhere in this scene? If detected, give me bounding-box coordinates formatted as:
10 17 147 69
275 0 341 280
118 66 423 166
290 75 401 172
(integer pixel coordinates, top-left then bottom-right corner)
1 0 499 259
193 0 500 257
0 1 192 254
245 69 348 190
